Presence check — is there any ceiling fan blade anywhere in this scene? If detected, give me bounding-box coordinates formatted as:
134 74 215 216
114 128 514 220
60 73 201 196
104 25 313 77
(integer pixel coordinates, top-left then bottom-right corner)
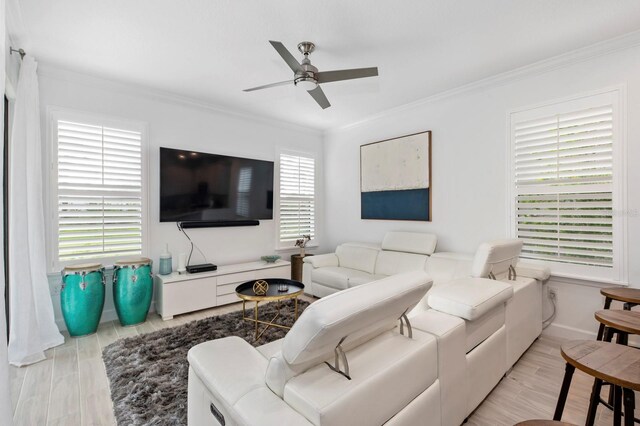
269 41 302 73
308 86 331 109
316 67 378 84
243 80 293 92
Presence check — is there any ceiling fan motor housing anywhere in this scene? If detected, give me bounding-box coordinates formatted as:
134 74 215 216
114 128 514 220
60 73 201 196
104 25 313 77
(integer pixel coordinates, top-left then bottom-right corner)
294 58 318 90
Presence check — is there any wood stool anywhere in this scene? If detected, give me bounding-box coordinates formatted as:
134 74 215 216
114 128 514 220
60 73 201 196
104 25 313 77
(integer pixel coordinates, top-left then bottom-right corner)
554 340 640 426
594 309 640 422
597 288 640 341
596 309 640 346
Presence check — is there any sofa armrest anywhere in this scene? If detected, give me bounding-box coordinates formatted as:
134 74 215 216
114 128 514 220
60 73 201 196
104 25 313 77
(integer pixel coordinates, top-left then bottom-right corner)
427 277 513 321
515 262 551 281
188 337 268 410
411 310 466 426
302 253 339 268
235 388 313 425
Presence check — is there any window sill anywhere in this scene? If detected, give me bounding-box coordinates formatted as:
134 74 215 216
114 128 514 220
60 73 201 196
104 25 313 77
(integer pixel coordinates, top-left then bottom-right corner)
549 272 628 288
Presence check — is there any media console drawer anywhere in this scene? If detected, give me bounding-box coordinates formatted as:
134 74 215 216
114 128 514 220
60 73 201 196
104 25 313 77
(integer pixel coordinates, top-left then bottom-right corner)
155 260 291 320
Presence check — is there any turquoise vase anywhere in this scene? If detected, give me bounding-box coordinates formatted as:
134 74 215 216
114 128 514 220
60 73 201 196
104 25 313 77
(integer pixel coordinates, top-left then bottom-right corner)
60 265 105 337
113 258 153 326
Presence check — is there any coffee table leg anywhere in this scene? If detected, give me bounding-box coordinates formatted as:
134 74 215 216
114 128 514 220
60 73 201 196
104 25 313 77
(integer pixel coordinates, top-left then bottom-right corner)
254 301 259 340
554 363 575 420
295 297 299 320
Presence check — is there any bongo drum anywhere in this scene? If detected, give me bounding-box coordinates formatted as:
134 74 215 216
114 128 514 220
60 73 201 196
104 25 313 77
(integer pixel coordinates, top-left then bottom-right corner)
60 263 105 337
113 257 153 326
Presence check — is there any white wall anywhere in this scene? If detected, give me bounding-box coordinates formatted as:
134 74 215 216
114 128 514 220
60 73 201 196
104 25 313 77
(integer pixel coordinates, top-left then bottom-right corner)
37 68 324 329
322 44 640 339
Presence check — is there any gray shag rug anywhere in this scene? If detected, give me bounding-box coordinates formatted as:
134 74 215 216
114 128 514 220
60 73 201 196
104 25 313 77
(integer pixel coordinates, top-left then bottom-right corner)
102 299 309 425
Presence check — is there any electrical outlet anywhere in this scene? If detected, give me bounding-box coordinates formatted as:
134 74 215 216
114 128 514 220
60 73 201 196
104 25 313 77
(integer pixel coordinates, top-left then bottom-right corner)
548 287 558 301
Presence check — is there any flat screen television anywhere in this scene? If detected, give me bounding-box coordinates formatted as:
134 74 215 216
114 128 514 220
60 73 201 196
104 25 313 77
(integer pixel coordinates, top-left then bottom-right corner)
160 147 274 223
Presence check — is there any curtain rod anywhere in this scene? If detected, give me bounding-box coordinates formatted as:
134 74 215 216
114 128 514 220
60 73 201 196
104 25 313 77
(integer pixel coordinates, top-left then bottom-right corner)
9 47 26 60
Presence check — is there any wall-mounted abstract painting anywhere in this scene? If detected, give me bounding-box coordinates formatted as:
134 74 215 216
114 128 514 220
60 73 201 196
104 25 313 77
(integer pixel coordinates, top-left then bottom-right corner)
360 131 431 221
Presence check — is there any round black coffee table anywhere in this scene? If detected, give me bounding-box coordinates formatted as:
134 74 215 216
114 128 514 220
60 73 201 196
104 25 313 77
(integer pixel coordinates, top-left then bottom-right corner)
235 278 305 341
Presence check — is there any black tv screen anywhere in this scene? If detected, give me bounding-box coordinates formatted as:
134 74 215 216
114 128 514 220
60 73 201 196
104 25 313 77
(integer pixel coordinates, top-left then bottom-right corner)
160 147 274 222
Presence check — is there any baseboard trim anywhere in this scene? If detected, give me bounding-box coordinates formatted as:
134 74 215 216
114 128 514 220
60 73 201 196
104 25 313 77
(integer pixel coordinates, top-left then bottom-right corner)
542 322 596 340
55 302 156 332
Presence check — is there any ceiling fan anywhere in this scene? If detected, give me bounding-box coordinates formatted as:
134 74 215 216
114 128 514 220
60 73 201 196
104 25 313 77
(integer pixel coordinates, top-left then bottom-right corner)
243 41 379 109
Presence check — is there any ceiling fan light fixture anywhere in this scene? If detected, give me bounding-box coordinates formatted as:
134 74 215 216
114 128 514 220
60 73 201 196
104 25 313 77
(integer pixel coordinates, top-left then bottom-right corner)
295 77 318 92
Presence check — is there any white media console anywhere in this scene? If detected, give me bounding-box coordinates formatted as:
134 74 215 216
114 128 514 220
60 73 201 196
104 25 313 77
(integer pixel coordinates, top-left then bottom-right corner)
154 260 291 320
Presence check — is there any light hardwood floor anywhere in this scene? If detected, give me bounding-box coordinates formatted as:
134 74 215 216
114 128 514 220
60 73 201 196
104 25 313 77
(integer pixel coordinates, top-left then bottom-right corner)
9 303 638 425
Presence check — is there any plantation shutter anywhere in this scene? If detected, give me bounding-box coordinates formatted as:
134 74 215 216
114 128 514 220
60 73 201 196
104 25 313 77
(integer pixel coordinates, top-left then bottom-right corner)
56 119 143 262
513 104 614 267
279 153 315 244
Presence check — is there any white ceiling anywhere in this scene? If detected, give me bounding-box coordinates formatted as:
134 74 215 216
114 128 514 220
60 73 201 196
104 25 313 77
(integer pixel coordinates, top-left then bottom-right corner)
13 0 640 130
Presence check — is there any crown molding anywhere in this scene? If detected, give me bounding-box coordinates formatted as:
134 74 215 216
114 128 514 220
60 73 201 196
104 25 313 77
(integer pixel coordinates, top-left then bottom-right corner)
330 29 640 134
36 63 325 136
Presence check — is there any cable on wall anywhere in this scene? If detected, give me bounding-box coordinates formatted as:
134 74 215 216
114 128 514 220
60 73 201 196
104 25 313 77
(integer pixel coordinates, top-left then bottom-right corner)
176 222 209 267
542 289 557 329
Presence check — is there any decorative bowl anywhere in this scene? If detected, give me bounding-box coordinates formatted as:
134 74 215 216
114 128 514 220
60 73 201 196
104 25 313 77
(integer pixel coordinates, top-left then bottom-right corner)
261 255 281 264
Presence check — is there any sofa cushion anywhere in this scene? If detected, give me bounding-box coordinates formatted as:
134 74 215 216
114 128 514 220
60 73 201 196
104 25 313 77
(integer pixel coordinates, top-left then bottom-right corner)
471 239 523 279
282 271 432 366
335 244 379 274
425 252 473 286
381 231 437 255
374 250 428 276
265 272 432 397
427 277 513 321
311 266 377 290
283 328 438 426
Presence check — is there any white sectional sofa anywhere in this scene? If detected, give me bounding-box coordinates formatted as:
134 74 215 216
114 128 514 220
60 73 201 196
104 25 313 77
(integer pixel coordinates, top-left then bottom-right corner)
303 232 550 370
187 232 550 426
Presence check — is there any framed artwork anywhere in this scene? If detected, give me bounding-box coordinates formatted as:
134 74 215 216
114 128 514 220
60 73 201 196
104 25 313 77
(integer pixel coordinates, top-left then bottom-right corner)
360 131 431 221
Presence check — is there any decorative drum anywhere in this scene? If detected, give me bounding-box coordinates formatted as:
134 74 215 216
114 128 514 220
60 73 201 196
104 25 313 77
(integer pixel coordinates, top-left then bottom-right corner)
113 257 153 326
60 263 105 337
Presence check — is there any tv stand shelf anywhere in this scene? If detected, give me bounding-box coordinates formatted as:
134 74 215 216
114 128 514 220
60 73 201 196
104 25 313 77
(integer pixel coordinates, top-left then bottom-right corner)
154 260 291 320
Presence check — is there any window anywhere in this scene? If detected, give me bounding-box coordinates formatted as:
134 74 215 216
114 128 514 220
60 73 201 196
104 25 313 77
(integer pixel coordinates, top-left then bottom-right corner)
509 90 625 282
278 152 316 247
50 111 147 268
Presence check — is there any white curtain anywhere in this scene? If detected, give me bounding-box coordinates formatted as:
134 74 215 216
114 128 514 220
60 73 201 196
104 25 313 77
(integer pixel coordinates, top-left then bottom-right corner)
8 56 63 366
1 8 14 419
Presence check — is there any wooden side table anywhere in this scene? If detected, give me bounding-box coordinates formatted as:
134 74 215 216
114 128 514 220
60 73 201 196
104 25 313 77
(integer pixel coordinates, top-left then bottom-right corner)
291 254 313 282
